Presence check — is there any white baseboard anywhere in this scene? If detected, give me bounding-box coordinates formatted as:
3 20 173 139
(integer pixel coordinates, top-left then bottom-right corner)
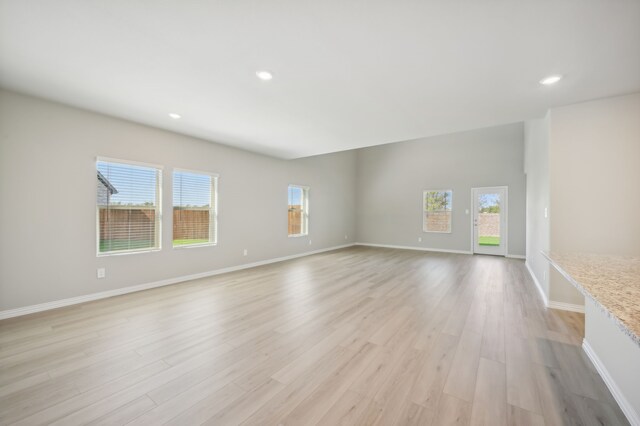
583 339 640 426
355 242 472 255
356 243 523 259
506 254 526 259
525 259 585 313
0 243 355 320
548 301 585 313
525 260 549 306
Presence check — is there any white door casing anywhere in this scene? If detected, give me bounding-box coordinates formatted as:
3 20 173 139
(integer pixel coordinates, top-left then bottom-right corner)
472 186 508 256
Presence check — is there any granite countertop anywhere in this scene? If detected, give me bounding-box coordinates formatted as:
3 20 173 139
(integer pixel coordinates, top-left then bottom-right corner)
542 251 640 347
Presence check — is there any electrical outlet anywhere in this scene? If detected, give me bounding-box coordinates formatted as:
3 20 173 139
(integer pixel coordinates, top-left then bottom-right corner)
344 234 348 240
243 249 248 256
97 268 106 279
418 237 422 242
544 207 548 218
309 240 312 245
465 209 469 215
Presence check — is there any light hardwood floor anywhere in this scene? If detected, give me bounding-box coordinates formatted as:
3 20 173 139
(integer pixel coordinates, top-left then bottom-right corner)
0 246 628 425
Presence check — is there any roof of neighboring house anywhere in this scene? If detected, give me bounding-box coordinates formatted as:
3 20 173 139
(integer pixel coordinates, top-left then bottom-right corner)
97 171 118 194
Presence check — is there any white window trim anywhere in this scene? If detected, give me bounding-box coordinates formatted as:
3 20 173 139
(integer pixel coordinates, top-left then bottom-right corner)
422 189 453 234
172 168 219 249
96 157 163 257
97 156 164 171
288 184 310 237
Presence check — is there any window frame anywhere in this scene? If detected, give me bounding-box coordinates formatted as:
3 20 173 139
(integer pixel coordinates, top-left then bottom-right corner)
288 184 310 237
423 189 453 234
96 156 163 257
172 167 219 249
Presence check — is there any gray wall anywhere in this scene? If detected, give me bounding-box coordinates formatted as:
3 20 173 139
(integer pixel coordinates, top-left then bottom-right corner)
524 116 551 298
0 91 530 313
548 92 640 305
355 123 526 255
0 90 357 310
549 92 640 256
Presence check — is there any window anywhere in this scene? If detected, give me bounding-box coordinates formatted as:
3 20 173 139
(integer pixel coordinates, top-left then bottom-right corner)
423 189 452 233
173 169 218 247
288 185 309 236
97 158 162 255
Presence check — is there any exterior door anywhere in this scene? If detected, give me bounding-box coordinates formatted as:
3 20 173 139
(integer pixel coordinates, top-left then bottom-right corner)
472 187 507 256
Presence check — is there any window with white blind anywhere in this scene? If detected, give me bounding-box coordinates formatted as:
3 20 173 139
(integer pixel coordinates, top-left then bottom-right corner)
173 169 218 247
96 158 162 255
288 185 309 236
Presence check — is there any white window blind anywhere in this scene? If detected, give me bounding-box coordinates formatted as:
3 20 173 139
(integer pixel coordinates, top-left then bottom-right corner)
288 185 309 236
97 159 162 255
173 170 218 247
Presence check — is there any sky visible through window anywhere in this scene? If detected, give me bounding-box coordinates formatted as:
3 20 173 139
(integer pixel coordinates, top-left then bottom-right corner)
288 186 303 206
479 193 500 211
98 162 157 206
97 163 213 207
425 190 451 211
173 171 211 207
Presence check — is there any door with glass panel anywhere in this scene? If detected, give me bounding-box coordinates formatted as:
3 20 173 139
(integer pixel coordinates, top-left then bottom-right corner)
472 187 507 256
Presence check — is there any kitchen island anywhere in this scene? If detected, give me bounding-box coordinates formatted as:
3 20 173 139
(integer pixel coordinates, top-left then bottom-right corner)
544 251 640 426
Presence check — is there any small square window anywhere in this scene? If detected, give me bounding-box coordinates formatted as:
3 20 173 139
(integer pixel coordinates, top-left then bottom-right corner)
423 189 452 233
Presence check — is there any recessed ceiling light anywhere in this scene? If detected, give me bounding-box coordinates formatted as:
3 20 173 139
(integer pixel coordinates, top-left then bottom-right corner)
539 75 562 85
256 70 273 81
168 113 181 119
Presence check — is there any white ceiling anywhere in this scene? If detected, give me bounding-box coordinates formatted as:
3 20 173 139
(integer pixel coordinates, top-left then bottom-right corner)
1 1 639 159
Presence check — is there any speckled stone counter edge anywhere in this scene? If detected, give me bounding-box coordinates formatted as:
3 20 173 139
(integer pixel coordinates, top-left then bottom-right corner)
542 251 640 348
